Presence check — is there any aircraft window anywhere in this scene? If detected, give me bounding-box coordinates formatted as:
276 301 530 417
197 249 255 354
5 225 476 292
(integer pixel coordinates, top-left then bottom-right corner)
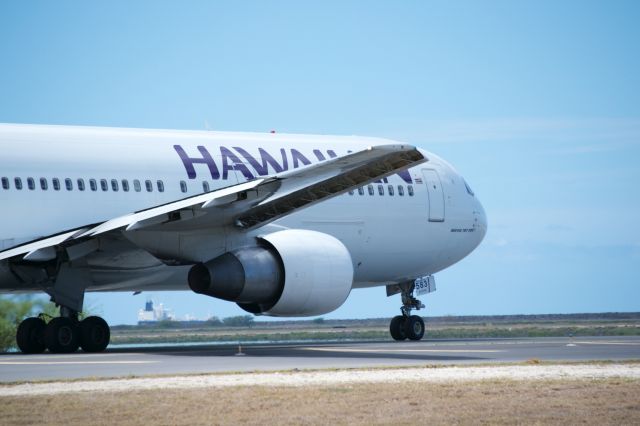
122 179 129 192
89 179 97 191
202 181 210 192
367 184 374 196
40 178 48 190
157 180 165 192
464 180 475 196
134 179 141 192
348 189 354 195
388 185 394 196
378 185 384 196
180 180 187 193
27 177 35 190
100 179 108 191
408 185 414 196
145 180 153 192
15 178 22 190
65 178 73 191
111 179 119 192
1 177 8 190
357 187 364 196
77 179 85 191
398 185 404 196
53 178 60 191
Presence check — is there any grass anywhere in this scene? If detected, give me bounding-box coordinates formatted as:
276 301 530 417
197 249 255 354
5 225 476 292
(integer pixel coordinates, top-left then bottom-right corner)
108 325 640 345
1 378 639 425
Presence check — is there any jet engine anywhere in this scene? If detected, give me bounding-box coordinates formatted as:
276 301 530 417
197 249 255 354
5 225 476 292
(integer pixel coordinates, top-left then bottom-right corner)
188 229 354 317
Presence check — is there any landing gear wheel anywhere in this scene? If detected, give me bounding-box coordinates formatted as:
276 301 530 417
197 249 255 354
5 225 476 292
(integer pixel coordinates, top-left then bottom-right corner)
404 315 425 341
44 317 79 353
390 315 407 341
16 317 46 354
79 316 110 352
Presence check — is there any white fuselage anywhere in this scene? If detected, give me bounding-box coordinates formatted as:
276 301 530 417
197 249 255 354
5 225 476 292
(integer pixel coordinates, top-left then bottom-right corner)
0 124 486 293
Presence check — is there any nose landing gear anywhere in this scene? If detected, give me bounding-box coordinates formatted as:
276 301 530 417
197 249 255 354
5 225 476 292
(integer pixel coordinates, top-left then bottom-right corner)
390 314 425 341
402 315 425 340
388 282 426 341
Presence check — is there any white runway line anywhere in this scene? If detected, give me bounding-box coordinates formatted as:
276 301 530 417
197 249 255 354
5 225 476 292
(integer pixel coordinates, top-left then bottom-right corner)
0 352 147 361
0 361 158 365
1 364 639 397
301 347 504 353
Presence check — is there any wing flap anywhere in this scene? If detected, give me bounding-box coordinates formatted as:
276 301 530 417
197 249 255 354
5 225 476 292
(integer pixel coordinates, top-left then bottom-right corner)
0 228 89 262
76 178 267 238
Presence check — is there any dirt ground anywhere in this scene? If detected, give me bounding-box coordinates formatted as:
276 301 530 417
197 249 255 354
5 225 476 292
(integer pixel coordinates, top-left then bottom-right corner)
1 378 639 425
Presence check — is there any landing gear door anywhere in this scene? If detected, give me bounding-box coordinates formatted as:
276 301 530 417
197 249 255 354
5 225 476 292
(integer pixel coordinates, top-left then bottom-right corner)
414 275 436 296
421 169 445 222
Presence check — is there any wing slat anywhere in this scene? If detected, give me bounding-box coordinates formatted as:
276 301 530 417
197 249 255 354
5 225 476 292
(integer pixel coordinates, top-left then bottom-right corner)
236 147 425 229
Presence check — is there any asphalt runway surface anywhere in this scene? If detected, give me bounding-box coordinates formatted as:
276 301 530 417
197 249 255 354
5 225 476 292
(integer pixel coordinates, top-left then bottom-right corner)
1 336 639 383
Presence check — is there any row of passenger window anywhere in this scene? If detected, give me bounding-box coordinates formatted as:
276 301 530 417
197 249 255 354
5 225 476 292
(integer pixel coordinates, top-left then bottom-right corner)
1 177 167 193
349 184 414 197
1 176 215 194
2 176 411 198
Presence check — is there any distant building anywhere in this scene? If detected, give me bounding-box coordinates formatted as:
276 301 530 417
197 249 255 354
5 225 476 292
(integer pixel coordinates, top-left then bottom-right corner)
137 299 174 324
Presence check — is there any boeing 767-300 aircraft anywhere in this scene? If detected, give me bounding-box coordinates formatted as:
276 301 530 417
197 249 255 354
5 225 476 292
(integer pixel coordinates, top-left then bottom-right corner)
0 123 486 354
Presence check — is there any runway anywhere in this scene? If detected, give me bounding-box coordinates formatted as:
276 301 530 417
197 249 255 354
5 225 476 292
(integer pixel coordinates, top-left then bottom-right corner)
1 336 639 383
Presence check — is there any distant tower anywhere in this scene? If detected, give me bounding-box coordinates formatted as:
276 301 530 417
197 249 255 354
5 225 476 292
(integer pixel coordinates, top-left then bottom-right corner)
138 299 157 323
138 298 175 323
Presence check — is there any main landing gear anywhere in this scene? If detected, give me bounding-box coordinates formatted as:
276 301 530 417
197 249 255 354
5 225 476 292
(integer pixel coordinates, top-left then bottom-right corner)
389 283 425 341
16 308 110 354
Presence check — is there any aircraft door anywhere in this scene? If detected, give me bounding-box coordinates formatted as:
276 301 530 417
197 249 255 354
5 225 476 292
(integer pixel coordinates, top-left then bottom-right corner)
421 169 445 222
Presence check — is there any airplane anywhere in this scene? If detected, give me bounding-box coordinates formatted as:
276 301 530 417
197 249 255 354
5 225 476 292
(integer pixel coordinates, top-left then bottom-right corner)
0 123 487 354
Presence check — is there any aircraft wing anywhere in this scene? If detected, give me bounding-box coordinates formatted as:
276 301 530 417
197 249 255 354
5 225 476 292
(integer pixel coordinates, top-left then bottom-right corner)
234 144 424 228
0 144 426 262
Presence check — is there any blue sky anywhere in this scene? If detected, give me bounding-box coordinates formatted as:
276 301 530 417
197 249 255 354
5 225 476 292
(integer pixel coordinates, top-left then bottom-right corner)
1 1 638 324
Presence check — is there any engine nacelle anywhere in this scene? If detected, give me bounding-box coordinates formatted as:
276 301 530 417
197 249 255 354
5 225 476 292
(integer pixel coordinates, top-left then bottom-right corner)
188 229 354 317
188 246 284 307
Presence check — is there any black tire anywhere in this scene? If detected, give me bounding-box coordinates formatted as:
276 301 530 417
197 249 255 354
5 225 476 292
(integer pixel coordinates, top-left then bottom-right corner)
16 317 46 354
390 315 407 341
404 315 425 341
79 316 110 352
44 317 79 353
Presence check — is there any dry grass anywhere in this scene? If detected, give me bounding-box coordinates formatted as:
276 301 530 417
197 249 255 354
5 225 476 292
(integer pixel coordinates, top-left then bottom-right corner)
1 378 639 425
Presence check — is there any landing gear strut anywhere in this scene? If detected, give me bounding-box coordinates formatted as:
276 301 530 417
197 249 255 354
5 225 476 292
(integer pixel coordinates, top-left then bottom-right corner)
389 282 425 341
16 308 110 354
